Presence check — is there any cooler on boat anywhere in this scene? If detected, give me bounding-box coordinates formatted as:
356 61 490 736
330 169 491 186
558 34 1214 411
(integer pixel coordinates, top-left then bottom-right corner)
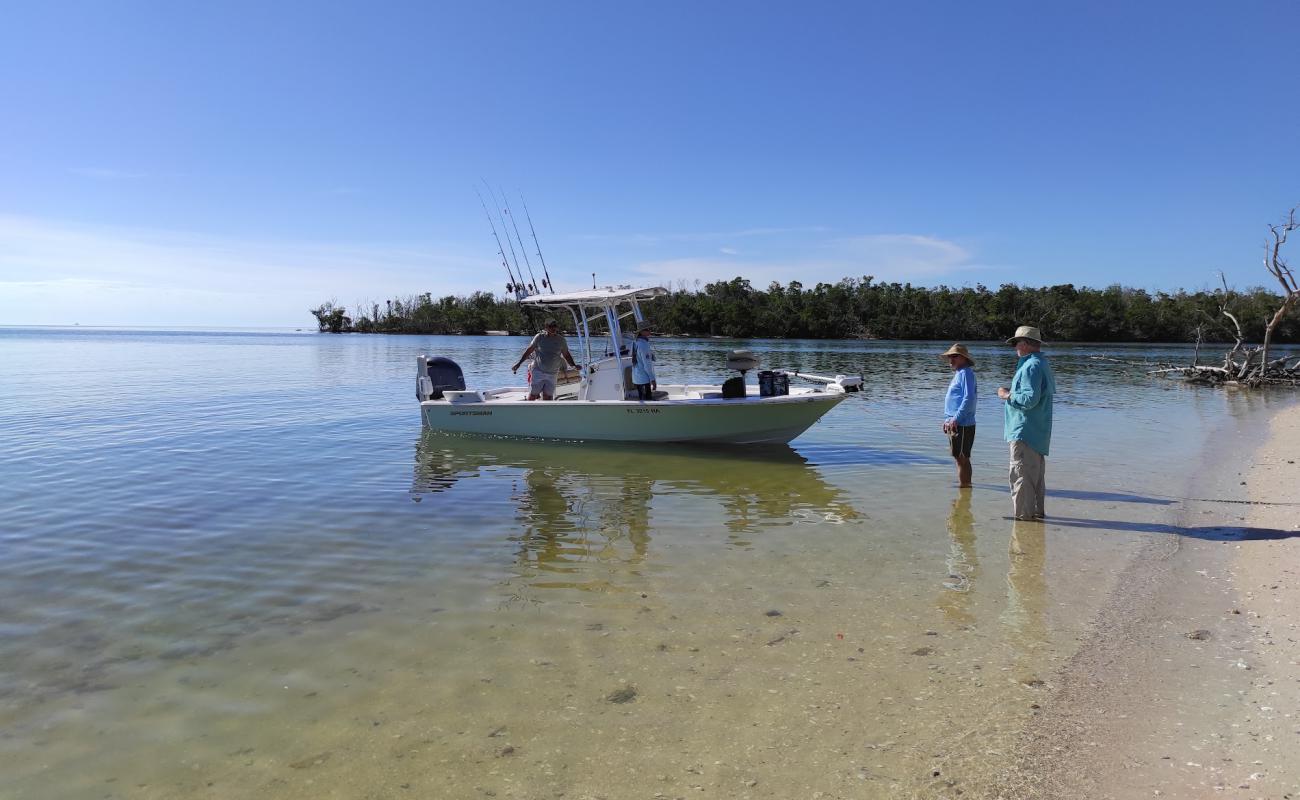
758 370 790 397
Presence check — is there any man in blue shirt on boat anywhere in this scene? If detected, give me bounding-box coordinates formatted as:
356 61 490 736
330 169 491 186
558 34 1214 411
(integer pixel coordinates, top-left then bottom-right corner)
997 325 1056 520
940 343 977 487
631 321 657 400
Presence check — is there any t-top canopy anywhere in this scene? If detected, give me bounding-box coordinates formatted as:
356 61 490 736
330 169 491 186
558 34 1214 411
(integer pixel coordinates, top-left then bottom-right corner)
519 286 668 307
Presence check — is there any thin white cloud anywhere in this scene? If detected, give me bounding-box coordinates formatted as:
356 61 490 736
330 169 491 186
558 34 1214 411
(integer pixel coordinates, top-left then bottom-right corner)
0 215 495 326
622 232 991 289
824 234 983 277
627 257 823 290
69 167 146 180
0 215 999 325
574 225 830 245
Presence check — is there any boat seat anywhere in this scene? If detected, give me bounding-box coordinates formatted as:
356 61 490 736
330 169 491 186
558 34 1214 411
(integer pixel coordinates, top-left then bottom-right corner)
557 366 582 386
621 364 666 400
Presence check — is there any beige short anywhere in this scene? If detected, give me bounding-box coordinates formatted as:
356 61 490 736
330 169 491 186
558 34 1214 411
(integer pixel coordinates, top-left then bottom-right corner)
529 371 557 396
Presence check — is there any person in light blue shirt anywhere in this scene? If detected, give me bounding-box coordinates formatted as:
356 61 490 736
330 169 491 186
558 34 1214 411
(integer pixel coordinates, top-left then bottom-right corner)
997 325 1056 520
630 321 657 400
940 343 978 487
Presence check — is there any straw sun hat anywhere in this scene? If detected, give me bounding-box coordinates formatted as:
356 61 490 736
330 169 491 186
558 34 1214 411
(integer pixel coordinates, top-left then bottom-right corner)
1005 325 1044 345
940 343 974 366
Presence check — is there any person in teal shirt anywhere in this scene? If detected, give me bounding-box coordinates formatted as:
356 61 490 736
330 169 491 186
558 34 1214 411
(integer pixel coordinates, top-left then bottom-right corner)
940 343 978 487
997 325 1056 520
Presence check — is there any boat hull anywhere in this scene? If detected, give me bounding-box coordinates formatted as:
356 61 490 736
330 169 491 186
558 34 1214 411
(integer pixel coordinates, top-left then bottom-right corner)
420 393 847 444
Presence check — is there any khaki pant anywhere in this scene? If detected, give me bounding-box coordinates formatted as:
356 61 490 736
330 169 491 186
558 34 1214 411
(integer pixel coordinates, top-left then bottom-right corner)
1008 441 1046 519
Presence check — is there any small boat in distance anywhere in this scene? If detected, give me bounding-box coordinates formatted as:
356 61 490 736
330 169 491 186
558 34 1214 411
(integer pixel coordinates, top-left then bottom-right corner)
416 285 862 444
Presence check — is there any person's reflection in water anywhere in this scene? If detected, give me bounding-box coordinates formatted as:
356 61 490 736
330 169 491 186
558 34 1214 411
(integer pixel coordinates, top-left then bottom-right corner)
591 470 652 566
938 489 980 626
518 467 578 576
516 465 654 593
1002 519 1048 652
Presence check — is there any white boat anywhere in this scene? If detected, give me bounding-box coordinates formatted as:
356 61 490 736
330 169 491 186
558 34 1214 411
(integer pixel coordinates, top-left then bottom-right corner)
416 286 862 444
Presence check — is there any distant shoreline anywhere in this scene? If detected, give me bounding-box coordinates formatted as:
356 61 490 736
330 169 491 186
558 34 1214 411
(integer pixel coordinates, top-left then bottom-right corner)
6 325 1300 351
309 280 1297 344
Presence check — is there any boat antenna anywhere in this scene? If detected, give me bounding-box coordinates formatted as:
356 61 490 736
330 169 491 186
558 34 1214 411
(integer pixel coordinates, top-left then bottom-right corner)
499 187 541 295
520 193 556 293
475 186 524 300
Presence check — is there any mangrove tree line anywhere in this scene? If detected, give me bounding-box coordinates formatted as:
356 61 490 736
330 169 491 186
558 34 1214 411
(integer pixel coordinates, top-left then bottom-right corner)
310 277 1298 343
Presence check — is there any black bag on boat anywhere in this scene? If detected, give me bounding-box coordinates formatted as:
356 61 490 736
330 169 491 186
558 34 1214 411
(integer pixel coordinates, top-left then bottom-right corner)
721 376 746 399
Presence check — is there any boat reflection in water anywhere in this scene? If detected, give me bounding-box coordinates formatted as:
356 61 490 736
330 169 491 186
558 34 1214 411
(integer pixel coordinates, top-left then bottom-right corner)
410 432 860 594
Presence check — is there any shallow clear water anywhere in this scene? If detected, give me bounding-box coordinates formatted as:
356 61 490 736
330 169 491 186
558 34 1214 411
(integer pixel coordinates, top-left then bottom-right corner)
1 328 1292 798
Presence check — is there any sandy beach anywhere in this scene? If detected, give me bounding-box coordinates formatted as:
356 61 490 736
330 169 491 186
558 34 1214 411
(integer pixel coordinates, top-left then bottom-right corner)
1003 401 1300 799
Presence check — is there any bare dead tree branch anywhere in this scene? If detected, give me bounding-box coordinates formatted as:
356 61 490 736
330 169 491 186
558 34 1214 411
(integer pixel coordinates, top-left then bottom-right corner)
1259 206 1300 379
1152 206 1300 388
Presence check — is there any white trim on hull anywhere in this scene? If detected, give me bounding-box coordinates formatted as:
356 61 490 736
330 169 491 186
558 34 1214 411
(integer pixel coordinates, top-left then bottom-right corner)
420 392 846 444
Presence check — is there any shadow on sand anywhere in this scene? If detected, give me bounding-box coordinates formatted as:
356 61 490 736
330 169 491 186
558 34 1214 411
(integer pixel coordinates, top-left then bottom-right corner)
972 482 1175 506
1042 515 1298 542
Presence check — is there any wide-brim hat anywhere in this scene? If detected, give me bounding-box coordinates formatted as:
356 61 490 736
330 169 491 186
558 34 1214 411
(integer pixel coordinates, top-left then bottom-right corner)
940 343 974 366
1006 325 1044 345
636 320 653 332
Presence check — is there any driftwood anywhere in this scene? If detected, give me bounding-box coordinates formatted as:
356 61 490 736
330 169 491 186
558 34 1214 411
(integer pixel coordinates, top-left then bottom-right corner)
1155 338 1300 386
1154 362 1300 387
1156 206 1300 388
1090 355 1151 366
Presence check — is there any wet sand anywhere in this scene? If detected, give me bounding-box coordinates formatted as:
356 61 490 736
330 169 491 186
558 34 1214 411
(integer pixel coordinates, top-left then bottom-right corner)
1003 402 1300 799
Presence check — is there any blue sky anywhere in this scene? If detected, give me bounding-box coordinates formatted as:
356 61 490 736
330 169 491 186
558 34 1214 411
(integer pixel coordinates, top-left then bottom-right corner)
2 1 1297 326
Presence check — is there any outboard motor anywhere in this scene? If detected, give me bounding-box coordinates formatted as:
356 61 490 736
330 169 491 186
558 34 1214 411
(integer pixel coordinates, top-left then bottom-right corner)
416 355 466 401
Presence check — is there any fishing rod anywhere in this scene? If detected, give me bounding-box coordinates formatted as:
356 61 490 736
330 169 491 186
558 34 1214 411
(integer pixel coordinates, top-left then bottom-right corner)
484 181 530 296
475 187 524 300
500 189 541 295
520 193 555 293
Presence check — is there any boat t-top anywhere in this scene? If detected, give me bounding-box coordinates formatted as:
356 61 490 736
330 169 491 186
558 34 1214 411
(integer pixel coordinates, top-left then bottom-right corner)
416 285 861 444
